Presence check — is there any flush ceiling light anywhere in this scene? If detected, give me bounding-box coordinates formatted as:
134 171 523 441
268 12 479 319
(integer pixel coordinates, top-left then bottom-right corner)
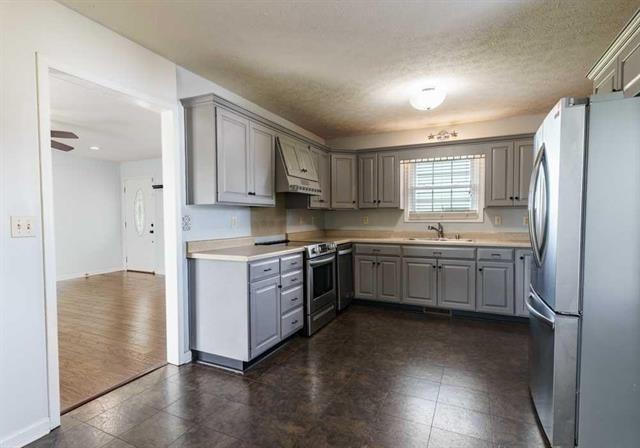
89 146 100 151
410 87 447 111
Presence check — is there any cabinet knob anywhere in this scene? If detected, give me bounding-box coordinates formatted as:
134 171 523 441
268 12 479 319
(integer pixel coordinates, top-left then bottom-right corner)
438 265 442 269
352 200 356 204
509 196 514 200
519 256 524 260
478 268 483 272
515 196 520 200
377 200 381 203
278 284 282 289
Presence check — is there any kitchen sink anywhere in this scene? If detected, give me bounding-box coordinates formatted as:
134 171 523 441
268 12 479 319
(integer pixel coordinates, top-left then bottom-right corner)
406 237 474 242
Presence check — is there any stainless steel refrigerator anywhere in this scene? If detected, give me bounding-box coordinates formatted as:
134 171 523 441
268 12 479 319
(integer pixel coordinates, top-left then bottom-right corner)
527 92 640 447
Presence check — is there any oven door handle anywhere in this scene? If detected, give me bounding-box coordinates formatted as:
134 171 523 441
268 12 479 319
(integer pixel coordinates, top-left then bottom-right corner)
308 254 336 266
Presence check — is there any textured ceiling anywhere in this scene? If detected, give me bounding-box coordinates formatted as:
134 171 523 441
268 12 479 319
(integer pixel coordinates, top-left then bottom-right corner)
59 0 638 139
50 73 161 161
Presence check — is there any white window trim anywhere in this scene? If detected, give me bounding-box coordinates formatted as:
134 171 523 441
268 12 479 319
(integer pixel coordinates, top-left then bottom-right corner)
402 155 485 223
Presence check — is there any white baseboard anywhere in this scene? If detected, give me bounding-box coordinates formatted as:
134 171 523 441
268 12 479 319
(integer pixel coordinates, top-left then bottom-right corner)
57 266 124 281
0 418 51 448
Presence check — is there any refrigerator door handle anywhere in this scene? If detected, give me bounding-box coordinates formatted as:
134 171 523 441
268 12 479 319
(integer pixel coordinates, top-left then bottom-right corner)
526 288 555 328
528 144 547 267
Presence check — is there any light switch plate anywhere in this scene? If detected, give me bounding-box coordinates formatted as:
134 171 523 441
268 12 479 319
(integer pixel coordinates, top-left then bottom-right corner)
11 216 36 237
494 215 502 226
362 216 369 225
523 215 529 226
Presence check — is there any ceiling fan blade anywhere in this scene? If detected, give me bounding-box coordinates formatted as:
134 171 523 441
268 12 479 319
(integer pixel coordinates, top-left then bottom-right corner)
51 130 78 139
51 140 74 151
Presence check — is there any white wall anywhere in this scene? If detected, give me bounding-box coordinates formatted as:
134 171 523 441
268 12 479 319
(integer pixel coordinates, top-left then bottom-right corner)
0 2 178 446
325 207 528 234
53 151 123 280
120 158 165 274
328 113 545 150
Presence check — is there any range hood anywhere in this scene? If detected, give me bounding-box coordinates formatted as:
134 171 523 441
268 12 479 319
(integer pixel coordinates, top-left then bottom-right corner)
275 136 322 195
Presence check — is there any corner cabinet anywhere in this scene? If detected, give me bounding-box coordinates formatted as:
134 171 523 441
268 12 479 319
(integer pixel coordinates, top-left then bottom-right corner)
588 10 640 98
358 152 400 209
354 251 401 302
486 139 533 207
331 153 358 209
183 96 275 206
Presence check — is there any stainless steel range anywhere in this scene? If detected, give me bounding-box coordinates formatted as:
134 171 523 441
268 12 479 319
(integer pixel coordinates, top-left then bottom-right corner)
303 242 337 336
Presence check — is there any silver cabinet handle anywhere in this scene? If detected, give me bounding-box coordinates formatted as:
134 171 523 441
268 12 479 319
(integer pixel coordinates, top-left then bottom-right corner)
263 267 272 272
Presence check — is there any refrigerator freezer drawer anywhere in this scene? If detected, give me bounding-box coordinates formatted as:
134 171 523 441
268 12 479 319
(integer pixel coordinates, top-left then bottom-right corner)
527 289 578 447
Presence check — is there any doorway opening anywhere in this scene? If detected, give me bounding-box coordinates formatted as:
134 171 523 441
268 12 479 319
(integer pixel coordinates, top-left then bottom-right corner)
49 71 167 412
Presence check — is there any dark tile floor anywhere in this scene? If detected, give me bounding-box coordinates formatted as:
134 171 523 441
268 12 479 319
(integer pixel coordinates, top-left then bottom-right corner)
29 305 548 448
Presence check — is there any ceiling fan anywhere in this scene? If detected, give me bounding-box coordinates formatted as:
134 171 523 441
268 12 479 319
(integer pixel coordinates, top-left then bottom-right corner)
51 130 78 151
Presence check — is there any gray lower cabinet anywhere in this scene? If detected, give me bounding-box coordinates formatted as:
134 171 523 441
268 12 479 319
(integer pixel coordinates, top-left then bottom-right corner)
476 261 514 315
354 255 377 300
515 249 534 317
377 256 401 302
437 259 476 311
402 258 437 306
331 154 358 209
249 276 281 357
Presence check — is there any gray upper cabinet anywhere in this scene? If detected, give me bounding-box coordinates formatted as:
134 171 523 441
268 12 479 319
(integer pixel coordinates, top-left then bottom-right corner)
437 259 476 311
515 249 534 317
354 255 376 299
358 153 378 208
403 258 437 306
249 276 281 357
217 108 251 204
249 122 276 206
309 148 331 209
476 261 514 315
588 10 640 97
378 152 400 208
358 152 400 209
331 154 358 209
486 141 514 206
513 139 534 206
183 97 275 206
486 139 533 207
377 256 401 302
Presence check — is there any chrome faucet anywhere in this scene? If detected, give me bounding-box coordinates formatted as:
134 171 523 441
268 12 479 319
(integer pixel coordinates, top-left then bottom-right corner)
427 222 444 239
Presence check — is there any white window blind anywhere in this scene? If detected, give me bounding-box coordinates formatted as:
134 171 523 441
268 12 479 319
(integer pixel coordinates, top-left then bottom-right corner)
402 154 485 222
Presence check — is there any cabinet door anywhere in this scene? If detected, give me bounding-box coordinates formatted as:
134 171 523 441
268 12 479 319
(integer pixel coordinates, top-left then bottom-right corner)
250 276 281 358
358 153 378 208
249 122 275 206
309 149 330 209
620 31 640 97
402 258 437 306
593 57 620 95
513 139 534 206
331 154 358 209
216 108 250 203
378 152 400 208
354 255 376 299
515 249 533 317
437 259 476 311
279 136 304 178
294 142 319 181
486 142 514 206
476 261 514 315
377 256 401 302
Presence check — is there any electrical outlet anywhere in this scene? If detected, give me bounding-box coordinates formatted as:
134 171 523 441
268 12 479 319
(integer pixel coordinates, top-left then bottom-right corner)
523 215 529 226
231 216 238 228
362 216 369 225
298 216 304 225
494 215 502 226
311 215 315 225
10 216 36 237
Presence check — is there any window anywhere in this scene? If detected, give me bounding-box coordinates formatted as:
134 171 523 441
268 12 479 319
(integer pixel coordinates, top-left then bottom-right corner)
402 154 485 222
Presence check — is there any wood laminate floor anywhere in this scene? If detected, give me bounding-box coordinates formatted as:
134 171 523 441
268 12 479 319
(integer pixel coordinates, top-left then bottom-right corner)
58 271 166 412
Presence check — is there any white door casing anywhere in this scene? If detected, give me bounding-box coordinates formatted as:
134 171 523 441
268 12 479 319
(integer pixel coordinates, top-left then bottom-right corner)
123 177 156 272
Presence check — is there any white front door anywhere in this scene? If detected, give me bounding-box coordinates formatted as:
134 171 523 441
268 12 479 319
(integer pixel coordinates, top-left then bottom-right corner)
123 177 156 273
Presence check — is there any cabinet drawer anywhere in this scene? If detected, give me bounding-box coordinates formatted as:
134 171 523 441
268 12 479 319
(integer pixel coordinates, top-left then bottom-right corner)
477 248 514 261
249 258 280 282
355 244 401 256
281 285 303 314
280 253 303 273
281 306 303 339
402 246 475 260
281 269 303 289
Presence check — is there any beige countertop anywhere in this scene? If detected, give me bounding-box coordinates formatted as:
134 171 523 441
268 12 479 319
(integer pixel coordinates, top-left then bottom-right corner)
188 234 530 262
188 243 306 262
